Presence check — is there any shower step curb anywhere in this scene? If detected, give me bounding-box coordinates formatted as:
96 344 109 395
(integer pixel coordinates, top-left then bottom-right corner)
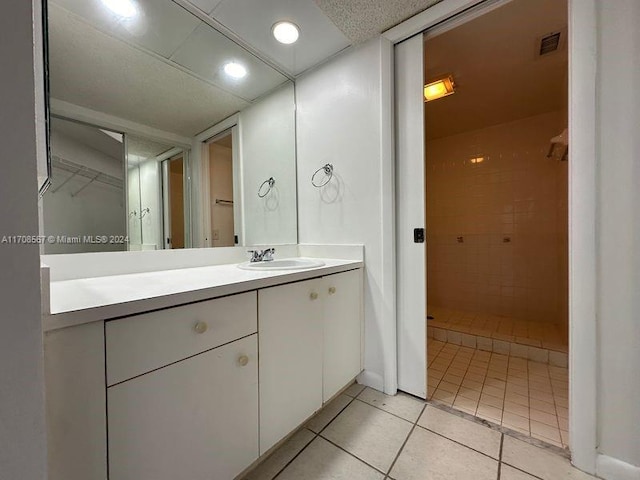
427 325 568 367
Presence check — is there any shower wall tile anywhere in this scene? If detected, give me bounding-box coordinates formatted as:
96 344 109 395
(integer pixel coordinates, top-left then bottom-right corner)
426 111 568 329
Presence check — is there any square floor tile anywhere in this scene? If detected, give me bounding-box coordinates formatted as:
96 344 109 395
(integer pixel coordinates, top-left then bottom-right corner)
306 395 353 433
389 427 498 480
343 383 366 398
276 437 384 480
417 405 501 459
321 400 412 473
243 428 315 480
357 388 425 423
502 436 596 479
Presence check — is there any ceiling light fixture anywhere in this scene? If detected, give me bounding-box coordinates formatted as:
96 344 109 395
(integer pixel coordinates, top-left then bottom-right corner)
101 0 138 18
272 21 300 45
224 62 248 79
424 75 456 102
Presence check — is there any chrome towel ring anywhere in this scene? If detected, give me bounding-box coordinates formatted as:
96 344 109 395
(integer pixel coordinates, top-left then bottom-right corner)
258 177 275 198
312 163 333 188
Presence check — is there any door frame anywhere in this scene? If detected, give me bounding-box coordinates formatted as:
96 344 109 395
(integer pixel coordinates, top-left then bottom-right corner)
385 0 597 473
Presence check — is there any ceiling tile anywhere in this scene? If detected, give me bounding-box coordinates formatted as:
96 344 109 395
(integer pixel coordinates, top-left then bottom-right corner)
211 0 351 76
170 23 289 101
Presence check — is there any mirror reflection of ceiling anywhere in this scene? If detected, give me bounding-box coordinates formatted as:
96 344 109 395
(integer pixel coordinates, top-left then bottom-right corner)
48 0 291 137
424 0 568 140
53 118 123 161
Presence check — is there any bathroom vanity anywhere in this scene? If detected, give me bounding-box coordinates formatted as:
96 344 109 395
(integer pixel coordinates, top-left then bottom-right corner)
43 255 363 480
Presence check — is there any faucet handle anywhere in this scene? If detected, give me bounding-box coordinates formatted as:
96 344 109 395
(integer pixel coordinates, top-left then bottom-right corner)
247 250 263 262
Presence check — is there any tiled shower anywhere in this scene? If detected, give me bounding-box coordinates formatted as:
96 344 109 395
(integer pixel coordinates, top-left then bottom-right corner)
425 110 570 447
426 110 569 365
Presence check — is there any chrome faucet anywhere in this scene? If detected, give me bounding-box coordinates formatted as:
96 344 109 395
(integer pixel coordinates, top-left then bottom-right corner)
248 248 276 262
262 248 275 261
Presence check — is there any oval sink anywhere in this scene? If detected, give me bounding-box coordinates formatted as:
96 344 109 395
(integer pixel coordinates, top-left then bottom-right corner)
237 258 325 271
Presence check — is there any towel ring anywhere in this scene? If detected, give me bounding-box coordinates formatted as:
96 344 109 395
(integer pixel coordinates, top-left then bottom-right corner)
258 177 275 198
312 164 333 188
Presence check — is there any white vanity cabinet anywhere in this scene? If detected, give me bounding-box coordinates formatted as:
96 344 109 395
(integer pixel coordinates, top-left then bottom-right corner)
258 278 324 454
106 292 259 480
322 269 364 401
259 269 364 454
44 263 363 480
108 335 258 480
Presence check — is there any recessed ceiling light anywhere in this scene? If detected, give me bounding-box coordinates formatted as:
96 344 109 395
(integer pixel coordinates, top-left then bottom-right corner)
272 21 300 45
101 0 138 18
424 75 456 102
224 62 247 79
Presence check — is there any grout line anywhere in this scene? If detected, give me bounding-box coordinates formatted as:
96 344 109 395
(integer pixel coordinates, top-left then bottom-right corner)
269 393 358 480
500 462 546 480
384 403 428 478
316 393 357 435
317 435 389 476
415 423 501 463
497 433 504 479
270 430 318 480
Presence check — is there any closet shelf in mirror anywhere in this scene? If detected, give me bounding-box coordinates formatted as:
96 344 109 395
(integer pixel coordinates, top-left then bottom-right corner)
50 155 123 193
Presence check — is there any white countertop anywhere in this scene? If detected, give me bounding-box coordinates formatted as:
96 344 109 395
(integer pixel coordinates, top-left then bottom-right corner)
44 258 363 331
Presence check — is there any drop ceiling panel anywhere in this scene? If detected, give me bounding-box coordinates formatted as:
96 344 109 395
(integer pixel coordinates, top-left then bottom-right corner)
209 0 351 76
51 0 202 58
170 23 289 100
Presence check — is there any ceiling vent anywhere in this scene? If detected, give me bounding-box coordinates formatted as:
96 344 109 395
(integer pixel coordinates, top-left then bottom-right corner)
539 32 562 56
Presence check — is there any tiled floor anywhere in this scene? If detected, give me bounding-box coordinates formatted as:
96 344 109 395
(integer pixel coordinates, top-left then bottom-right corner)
243 385 593 480
427 305 568 352
427 339 569 448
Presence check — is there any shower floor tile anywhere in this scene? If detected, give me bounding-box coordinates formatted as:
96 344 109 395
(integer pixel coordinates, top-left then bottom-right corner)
427 339 569 449
427 305 568 353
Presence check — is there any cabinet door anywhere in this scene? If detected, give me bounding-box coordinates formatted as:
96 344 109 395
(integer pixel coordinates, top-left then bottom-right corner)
323 270 364 401
258 278 323 454
108 335 258 480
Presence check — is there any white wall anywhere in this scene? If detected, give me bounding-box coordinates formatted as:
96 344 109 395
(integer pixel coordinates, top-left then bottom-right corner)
240 83 297 246
595 0 640 471
296 38 392 391
0 1 47 478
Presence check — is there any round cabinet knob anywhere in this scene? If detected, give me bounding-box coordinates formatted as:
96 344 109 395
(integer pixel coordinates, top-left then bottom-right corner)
194 322 208 334
238 355 249 367
328 286 337 295
310 292 319 300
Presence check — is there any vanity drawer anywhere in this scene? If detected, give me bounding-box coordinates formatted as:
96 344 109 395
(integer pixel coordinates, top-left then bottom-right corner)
106 291 257 386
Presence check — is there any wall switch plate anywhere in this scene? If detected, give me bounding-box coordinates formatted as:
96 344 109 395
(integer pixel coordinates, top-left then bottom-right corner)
414 228 425 243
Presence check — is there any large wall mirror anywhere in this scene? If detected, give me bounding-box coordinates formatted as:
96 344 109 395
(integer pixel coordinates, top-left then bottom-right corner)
41 0 297 254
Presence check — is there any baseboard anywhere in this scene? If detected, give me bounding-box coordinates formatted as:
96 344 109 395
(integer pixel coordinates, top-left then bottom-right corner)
597 454 640 480
357 369 384 393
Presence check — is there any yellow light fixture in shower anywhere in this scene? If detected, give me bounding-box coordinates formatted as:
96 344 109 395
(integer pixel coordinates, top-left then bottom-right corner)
424 75 456 102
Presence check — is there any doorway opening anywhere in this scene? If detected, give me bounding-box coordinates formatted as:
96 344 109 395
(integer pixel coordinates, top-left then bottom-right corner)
422 0 569 449
207 130 236 247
